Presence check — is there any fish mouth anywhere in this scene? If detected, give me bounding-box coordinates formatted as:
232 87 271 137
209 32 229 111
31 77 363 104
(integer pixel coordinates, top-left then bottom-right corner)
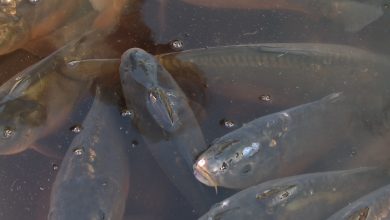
193 159 219 193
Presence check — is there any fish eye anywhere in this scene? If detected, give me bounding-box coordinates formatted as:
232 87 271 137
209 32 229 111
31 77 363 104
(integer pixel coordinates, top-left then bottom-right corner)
240 164 252 174
220 161 228 171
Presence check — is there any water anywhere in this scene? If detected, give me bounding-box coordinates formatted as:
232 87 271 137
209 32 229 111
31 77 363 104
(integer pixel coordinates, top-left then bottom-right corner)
0 0 389 219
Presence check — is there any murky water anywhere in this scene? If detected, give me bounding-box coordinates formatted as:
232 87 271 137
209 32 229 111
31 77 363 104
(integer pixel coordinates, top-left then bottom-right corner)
0 0 389 219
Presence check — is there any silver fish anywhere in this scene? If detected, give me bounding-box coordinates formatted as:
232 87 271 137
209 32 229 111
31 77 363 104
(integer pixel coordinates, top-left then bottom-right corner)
327 183 390 220
158 43 390 116
120 48 216 214
193 92 359 189
48 86 129 220
199 167 390 220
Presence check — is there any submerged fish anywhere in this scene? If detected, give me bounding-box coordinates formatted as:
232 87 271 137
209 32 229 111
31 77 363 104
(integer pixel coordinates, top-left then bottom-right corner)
327 183 390 220
0 32 107 155
0 0 126 56
179 0 387 32
194 92 360 189
158 44 390 103
199 168 390 220
48 86 129 220
120 48 216 214
120 47 206 165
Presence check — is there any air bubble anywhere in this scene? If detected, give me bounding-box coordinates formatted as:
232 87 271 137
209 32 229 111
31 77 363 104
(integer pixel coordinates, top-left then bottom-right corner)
73 147 84 156
52 164 59 171
28 0 39 4
3 127 15 138
170 40 184 50
70 125 83 133
219 118 235 128
259 94 272 102
121 109 134 118
131 140 138 148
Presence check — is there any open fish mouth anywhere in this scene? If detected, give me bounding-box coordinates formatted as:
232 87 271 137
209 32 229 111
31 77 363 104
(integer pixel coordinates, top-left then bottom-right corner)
193 158 218 192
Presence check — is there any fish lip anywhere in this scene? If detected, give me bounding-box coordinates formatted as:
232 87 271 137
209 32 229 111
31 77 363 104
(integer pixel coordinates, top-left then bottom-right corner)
193 167 212 186
193 161 218 188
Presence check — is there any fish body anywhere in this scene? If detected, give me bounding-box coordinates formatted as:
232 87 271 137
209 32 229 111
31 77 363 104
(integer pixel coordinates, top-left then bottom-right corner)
48 86 129 220
0 32 108 155
200 168 390 220
121 48 206 163
327 183 390 220
194 92 358 189
0 0 126 55
179 0 386 32
158 43 390 110
120 48 216 213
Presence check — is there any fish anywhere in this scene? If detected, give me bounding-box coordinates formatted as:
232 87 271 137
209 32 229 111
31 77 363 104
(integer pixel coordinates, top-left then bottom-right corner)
199 167 390 220
158 43 390 107
327 183 390 220
0 0 126 56
0 0 83 55
48 86 129 220
179 0 387 32
193 92 362 189
0 31 108 155
120 48 219 214
120 47 206 163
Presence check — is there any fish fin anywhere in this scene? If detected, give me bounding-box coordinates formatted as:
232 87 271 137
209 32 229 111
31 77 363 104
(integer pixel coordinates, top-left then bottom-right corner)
331 1 383 32
32 144 64 160
62 58 120 81
322 92 345 104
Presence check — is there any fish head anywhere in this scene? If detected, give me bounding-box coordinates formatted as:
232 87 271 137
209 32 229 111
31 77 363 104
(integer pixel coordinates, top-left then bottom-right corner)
0 1 30 55
194 113 291 189
194 137 264 189
120 48 158 89
146 86 181 132
0 98 46 154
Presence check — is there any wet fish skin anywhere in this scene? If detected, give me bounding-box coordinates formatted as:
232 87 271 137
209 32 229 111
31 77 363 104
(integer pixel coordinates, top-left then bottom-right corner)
194 92 357 189
158 43 390 110
327 183 390 220
0 32 104 155
179 0 386 32
48 86 129 220
120 48 216 214
0 0 83 55
120 48 198 147
199 168 390 220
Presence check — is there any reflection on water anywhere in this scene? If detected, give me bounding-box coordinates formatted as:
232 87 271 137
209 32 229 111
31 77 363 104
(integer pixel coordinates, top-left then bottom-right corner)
0 0 389 219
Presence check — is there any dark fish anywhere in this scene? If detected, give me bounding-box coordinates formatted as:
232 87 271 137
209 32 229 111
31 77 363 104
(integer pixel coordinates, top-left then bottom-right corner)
48 86 129 220
120 48 216 214
327 183 390 220
199 168 390 220
193 93 358 189
179 0 387 32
